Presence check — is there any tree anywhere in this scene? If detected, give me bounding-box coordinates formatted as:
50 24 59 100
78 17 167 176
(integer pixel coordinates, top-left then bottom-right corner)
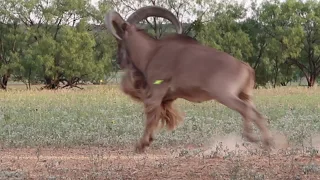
0 0 28 90
198 1 253 65
105 0 211 39
0 0 117 89
259 0 320 87
295 0 320 87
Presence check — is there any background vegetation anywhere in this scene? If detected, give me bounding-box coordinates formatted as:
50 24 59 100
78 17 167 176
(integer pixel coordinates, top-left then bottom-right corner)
0 85 319 149
2 86 320 180
1 0 320 90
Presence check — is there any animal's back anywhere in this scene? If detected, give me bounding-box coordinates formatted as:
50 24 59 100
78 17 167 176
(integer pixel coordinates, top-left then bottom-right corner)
174 44 243 77
146 39 249 94
162 43 250 102
159 34 199 44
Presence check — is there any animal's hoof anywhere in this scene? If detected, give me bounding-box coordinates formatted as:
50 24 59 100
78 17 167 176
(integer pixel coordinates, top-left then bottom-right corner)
135 143 146 153
149 136 154 143
243 133 259 143
134 140 150 154
262 137 275 150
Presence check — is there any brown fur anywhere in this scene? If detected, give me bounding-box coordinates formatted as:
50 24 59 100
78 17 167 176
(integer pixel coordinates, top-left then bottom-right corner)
119 34 199 132
120 68 146 102
160 100 184 130
121 67 184 131
105 7 274 153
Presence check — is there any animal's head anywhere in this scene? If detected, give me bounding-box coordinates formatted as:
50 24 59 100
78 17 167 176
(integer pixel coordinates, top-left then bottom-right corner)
105 6 183 69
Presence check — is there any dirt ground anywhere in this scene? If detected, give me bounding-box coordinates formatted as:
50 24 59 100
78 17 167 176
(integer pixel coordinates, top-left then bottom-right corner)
1 144 320 180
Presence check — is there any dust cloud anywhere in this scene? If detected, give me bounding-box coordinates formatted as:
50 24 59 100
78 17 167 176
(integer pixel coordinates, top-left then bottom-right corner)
201 130 291 157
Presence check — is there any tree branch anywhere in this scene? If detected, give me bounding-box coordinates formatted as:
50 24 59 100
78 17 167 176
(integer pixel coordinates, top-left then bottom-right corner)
288 58 308 72
316 65 320 76
254 41 266 69
53 15 63 40
287 58 310 82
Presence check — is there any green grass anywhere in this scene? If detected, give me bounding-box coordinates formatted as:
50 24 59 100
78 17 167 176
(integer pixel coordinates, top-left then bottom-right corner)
1 85 320 149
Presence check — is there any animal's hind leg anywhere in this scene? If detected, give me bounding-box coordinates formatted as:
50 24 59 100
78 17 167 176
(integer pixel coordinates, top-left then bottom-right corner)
213 93 273 149
213 93 254 136
239 92 273 148
238 92 259 143
241 113 259 143
248 102 274 148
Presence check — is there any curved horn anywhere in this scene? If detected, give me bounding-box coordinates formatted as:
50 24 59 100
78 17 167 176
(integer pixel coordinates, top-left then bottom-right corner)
127 6 182 34
104 10 127 40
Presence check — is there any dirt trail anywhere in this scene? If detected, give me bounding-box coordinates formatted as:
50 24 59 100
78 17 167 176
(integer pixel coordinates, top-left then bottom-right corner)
0 145 320 180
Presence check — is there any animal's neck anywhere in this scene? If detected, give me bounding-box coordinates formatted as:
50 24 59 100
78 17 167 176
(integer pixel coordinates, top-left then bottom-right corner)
126 35 156 72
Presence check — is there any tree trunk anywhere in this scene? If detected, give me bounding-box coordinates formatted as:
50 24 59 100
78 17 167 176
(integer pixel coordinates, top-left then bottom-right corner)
307 75 316 87
27 68 32 90
43 76 59 89
0 74 9 90
272 57 279 88
280 82 287 86
28 81 31 90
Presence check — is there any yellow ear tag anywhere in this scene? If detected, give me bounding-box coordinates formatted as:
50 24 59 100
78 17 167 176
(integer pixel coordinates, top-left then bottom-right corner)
153 80 164 85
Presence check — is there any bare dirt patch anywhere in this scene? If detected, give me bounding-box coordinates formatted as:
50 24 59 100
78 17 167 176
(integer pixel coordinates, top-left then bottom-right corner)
1 143 320 180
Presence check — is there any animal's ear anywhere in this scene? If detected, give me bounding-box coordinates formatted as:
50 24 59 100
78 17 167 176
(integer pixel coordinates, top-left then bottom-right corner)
112 21 124 38
121 23 129 31
121 23 137 33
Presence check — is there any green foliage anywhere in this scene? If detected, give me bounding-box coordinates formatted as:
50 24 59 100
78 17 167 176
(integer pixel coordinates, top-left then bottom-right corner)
256 0 320 87
0 0 116 89
198 2 253 61
2 0 320 88
197 0 320 87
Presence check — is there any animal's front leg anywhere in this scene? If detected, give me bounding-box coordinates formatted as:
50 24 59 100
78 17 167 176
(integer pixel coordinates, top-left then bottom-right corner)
135 83 168 153
135 102 162 153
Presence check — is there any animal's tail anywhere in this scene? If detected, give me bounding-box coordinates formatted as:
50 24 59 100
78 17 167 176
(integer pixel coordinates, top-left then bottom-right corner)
159 100 184 131
238 62 256 101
